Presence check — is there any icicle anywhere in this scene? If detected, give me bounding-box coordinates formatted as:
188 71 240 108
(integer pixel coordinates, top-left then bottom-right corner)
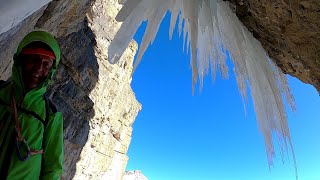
169 0 180 40
133 0 169 71
109 0 297 178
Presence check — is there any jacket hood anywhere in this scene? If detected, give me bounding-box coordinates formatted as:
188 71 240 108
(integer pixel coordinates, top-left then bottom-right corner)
12 31 61 96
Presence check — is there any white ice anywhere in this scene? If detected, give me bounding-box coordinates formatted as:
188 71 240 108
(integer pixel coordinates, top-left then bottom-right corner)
108 0 297 178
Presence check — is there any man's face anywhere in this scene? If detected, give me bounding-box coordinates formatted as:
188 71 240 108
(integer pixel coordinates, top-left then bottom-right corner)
21 54 54 90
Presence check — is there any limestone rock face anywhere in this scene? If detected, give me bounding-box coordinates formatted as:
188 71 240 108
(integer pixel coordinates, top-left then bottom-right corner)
0 0 141 179
228 0 320 92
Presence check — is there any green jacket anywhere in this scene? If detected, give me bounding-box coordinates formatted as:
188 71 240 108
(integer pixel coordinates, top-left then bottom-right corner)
0 31 64 180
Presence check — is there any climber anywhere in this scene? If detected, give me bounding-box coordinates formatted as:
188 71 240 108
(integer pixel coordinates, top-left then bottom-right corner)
0 31 64 179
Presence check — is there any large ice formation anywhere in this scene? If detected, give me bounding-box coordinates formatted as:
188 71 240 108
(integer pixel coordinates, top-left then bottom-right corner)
108 0 297 177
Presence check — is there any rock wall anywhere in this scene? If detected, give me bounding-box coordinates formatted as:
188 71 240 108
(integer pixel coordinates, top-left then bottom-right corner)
0 0 141 179
228 0 320 92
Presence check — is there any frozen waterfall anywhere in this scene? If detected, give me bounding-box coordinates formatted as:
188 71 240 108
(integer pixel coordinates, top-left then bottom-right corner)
108 0 297 177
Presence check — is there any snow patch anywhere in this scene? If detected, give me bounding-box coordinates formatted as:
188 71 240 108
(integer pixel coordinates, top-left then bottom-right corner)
0 0 52 34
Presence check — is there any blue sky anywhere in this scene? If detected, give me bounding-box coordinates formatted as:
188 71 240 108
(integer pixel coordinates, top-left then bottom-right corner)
126 13 320 180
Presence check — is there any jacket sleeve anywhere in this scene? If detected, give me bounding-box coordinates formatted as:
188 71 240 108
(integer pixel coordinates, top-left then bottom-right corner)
40 112 64 180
